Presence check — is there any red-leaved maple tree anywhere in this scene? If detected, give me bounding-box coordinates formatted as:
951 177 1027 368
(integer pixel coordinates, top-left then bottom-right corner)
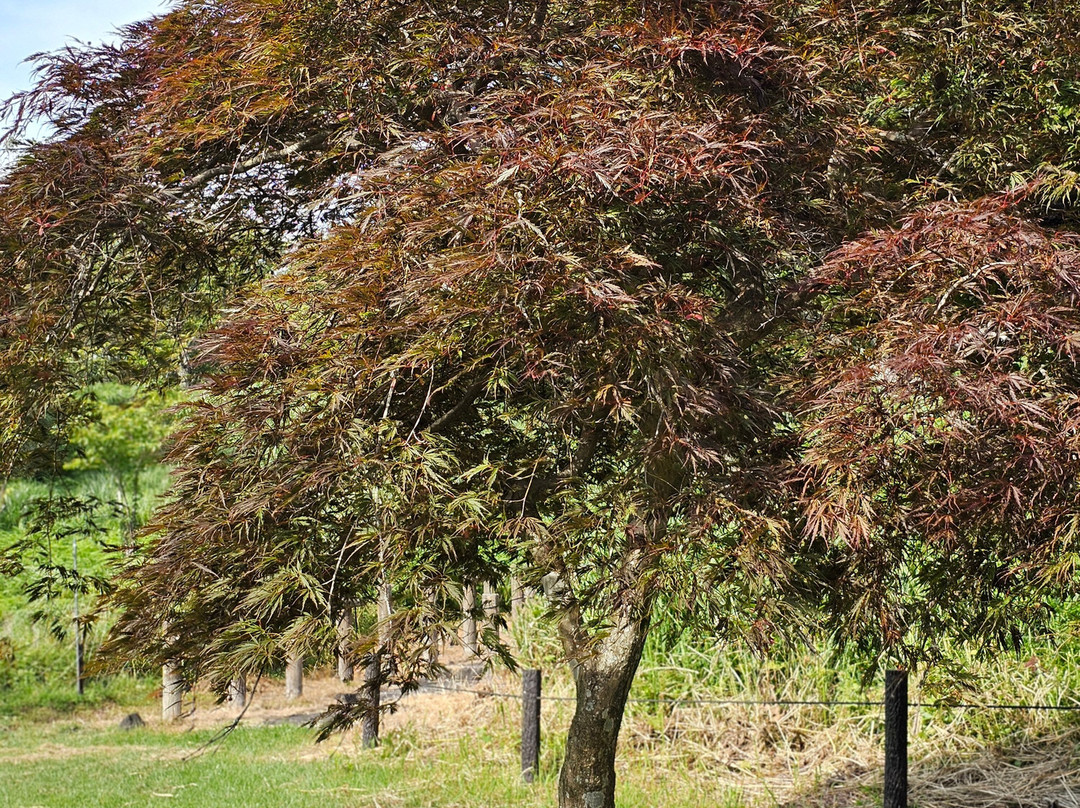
3 2 1080 806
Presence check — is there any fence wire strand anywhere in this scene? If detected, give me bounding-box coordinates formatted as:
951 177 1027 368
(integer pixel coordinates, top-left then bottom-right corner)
420 681 1080 711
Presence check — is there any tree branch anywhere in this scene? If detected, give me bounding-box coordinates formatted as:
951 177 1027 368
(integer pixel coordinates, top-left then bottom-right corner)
529 0 549 34
182 130 333 188
425 378 486 434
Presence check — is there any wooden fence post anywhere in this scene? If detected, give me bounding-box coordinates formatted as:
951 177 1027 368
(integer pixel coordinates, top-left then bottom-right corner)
162 663 183 721
521 669 542 783
285 655 303 700
884 669 908 808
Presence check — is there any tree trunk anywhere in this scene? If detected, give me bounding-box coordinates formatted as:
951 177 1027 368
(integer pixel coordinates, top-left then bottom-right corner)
558 615 650 808
483 580 500 643
162 663 184 721
510 575 526 619
425 588 439 666
337 607 355 683
461 582 478 655
377 579 393 639
360 653 381 748
362 577 393 747
227 675 247 709
285 655 303 700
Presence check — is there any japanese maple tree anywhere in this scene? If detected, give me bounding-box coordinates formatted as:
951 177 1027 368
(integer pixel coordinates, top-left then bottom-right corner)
3 1 1080 806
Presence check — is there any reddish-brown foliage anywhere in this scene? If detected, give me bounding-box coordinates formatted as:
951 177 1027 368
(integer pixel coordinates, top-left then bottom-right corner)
799 196 1080 658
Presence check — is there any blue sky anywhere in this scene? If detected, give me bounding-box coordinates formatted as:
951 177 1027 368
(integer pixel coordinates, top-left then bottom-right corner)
0 0 169 102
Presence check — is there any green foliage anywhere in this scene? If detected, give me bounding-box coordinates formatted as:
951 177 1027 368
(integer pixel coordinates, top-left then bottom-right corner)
0 384 177 605
796 197 1080 665
784 1 1080 213
86 1 823 702
0 383 176 706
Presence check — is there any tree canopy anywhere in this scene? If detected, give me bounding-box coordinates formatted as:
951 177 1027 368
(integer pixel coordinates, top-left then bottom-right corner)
3 2 1080 806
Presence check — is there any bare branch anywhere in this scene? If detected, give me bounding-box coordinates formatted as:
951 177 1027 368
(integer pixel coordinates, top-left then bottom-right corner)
182 130 333 188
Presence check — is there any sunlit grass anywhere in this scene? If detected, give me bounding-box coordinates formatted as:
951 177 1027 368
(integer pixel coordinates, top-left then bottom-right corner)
0 714 745 808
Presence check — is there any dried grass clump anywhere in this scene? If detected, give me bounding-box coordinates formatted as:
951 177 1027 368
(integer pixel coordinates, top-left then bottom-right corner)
911 730 1080 808
609 641 1080 808
617 699 1080 807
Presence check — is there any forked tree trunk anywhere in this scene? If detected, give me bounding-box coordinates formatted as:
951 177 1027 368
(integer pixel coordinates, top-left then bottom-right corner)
558 614 650 808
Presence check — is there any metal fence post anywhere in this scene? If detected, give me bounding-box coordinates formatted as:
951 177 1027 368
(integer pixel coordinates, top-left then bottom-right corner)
885 669 908 808
522 669 542 782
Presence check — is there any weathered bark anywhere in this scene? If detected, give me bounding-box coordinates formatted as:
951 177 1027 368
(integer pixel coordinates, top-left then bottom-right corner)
377 580 393 640
461 582 478 655
337 607 355 683
360 653 381 748
285 655 303 700
558 614 650 808
551 515 662 808
510 575 526 619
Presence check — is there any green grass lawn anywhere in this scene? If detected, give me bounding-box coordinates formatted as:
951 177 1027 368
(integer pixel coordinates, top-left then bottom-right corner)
0 714 744 808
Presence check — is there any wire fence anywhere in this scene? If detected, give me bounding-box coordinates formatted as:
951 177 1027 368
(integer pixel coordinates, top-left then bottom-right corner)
420 680 1080 712
417 669 1080 807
